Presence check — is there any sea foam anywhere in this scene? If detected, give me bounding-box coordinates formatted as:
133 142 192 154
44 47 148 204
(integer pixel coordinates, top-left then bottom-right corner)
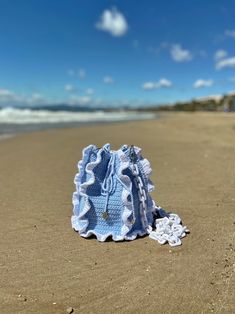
0 107 155 124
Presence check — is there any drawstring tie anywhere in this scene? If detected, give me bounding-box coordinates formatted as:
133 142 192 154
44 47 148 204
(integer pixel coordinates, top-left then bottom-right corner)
101 153 117 219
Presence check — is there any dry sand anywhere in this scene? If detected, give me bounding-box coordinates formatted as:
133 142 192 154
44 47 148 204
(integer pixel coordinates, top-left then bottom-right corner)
0 112 234 314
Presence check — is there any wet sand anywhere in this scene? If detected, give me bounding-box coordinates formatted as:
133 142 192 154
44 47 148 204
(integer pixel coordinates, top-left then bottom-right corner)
0 112 234 313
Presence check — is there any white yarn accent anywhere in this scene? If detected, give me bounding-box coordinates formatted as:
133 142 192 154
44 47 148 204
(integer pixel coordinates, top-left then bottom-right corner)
117 149 135 238
148 207 189 247
117 149 152 240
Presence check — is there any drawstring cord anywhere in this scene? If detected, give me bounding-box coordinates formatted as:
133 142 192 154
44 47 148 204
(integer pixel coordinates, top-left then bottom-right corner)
100 146 147 228
100 149 135 221
101 153 117 219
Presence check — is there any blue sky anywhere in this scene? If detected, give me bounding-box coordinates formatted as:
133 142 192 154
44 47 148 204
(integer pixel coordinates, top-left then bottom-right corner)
0 0 235 107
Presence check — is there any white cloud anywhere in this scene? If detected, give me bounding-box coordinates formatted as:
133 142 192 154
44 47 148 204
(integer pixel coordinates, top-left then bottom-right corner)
67 68 86 79
26 93 46 105
0 88 21 104
68 69 75 76
29 93 44 102
170 44 193 62
157 78 172 88
214 49 227 60
85 88 94 95
142 78 172 90
142 82 156 90
0 87 94 107
64 84 76 92
103 76 114 84
78 69 86 79
193 79 214 88
228 77 235 83
69 96 91 106
96 8 128 37
0 88 14 97
215 57 235 70
0 88 49 106
225 29 235 38
31 93 43 100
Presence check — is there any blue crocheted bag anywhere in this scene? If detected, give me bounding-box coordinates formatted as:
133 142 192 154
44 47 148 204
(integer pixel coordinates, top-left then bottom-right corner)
72 143 189 245
71 144 156 241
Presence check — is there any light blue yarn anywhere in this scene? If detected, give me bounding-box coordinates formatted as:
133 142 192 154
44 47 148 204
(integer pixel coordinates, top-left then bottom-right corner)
71 144 155 241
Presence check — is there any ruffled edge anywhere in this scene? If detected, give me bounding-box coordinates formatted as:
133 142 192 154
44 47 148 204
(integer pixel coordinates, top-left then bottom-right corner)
72 143 156 242
133 146 155 193
117 149 135 239
71 144 103 234
72 144 96 209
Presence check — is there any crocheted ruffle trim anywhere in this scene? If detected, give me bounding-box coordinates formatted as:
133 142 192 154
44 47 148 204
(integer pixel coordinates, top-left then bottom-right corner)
72 144 96 208
72 144 103 234
71 143 155 241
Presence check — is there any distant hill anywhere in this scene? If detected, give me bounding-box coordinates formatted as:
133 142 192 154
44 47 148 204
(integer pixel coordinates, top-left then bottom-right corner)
19 104 103 112
1 92 235 112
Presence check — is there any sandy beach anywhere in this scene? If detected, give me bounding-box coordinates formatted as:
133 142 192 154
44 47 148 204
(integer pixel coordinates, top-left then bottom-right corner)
0 112 234 314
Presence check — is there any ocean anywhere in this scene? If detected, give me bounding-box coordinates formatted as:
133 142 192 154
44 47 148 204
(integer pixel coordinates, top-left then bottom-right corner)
0 107 157 138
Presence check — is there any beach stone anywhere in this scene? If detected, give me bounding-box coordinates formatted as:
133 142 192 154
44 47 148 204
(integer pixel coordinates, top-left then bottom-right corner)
18 294 27 302
21 297 27 302
66 307 74 314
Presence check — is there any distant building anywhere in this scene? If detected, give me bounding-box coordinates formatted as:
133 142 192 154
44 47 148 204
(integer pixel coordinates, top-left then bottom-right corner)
231 97 235 111
223 99 229 112
143 92 235 112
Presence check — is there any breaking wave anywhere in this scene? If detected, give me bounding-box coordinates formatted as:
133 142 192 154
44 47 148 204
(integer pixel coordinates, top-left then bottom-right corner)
0 107 155 124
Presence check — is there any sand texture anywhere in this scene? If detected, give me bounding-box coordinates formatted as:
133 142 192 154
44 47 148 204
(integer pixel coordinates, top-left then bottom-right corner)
0 113 234 313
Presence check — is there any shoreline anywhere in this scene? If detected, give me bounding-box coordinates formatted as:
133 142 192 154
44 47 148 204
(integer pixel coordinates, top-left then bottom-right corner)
0 118 158 141
1 110 234 141
0 109 158 138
